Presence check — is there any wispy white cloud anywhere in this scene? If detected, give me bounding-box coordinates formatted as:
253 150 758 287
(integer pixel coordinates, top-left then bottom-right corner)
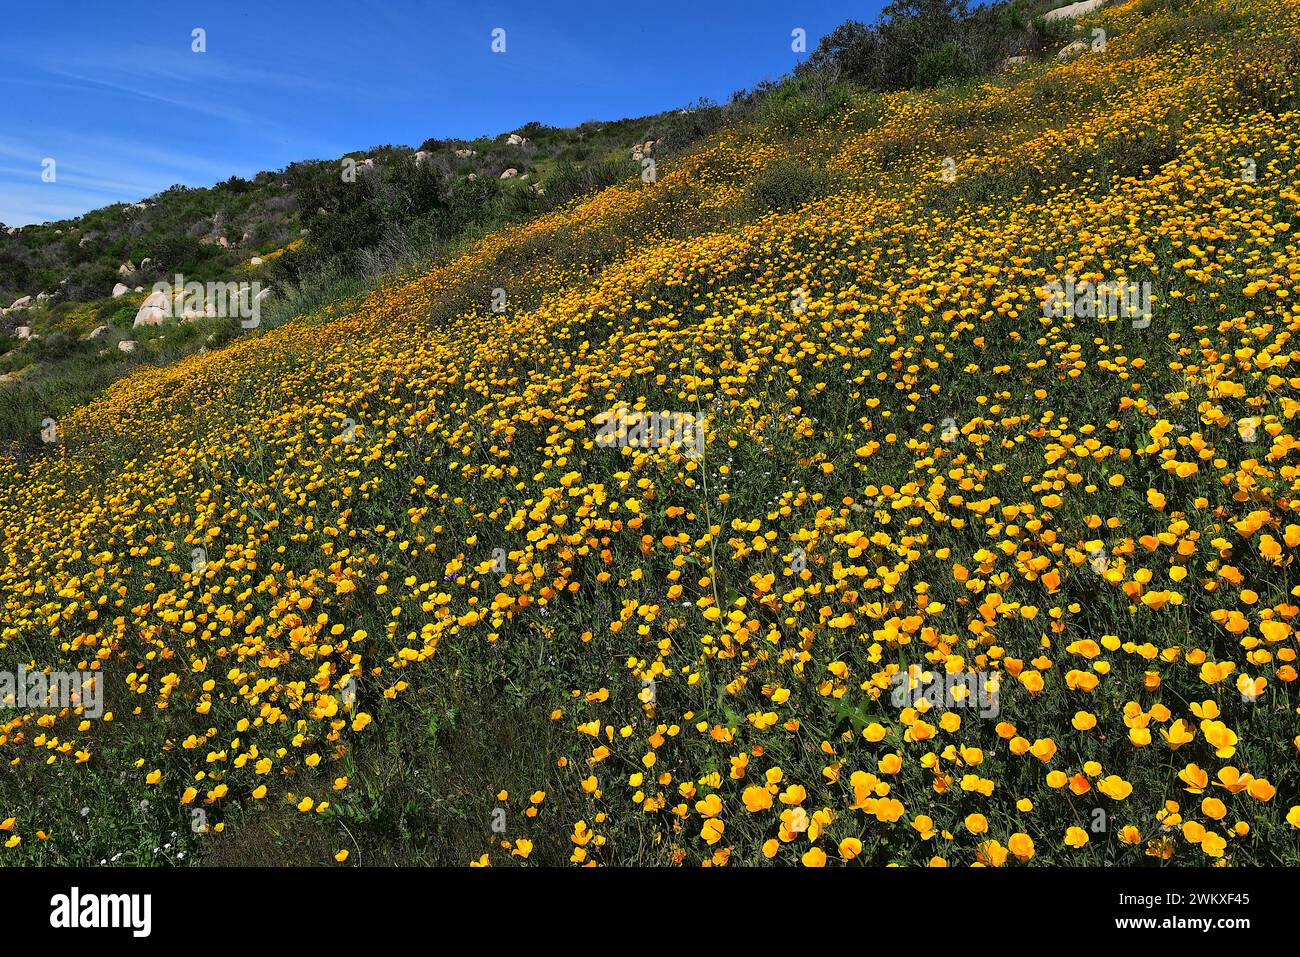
40 68 266 125
0 192 107 226
54 43 323 90
0 129 250 225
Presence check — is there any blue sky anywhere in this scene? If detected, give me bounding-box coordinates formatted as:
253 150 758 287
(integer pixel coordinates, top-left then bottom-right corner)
0 0 881 226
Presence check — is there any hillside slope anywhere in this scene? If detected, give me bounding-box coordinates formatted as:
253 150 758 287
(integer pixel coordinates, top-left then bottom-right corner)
1 0 1299 867
0 106 730 446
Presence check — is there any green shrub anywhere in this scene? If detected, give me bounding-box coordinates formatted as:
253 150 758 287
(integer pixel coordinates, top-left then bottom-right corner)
743 157 830 213
759 77 854 135
917 40 976 86
544 160 637 208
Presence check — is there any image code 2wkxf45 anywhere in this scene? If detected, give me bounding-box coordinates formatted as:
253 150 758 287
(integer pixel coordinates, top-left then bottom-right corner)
0 0 1294 934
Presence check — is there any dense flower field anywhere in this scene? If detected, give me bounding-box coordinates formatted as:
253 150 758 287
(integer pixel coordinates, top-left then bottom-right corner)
1 0 1298 866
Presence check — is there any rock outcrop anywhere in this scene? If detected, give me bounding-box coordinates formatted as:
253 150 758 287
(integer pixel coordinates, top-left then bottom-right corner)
1057 38 1091 60
133 290 171 327
1044 0 1107 22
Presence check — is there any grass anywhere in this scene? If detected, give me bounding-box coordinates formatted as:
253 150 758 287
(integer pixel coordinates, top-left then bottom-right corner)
1 0 1298 869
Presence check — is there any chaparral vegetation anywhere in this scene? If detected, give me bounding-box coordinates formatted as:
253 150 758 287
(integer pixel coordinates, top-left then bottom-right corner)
1 0 1299 867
